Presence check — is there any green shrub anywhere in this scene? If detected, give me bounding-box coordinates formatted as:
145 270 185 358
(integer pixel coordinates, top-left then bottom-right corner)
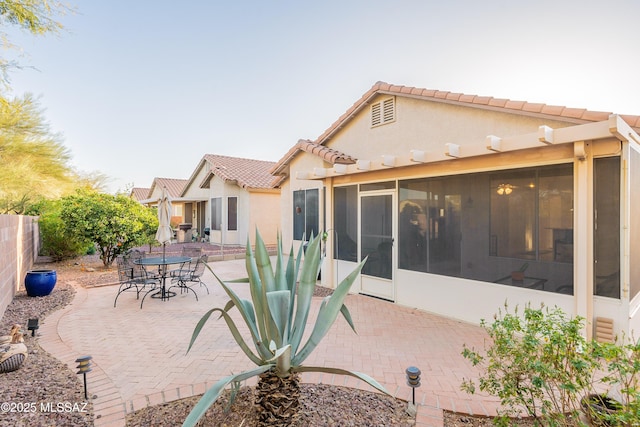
60 190 158 266
590 338 640 425
36 199 88 260
462 304 640 426
461 303 598 426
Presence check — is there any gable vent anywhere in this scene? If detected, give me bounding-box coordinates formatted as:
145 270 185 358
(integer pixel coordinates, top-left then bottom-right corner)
371 97 395 127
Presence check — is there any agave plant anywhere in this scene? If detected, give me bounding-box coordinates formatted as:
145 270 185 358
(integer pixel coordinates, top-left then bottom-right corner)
182 231 388 426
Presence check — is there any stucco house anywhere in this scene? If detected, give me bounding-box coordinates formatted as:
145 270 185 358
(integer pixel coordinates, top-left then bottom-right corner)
137 178 189 234
129 187 150 203
271 81 640 340
180 154 281 246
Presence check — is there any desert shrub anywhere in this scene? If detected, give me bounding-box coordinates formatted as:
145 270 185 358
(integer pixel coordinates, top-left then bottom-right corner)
590 338 640 425
461 303 598 426
60 190 158 266
33 199 88 260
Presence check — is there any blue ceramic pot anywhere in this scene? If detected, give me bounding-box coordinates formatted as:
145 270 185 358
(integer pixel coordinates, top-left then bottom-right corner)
24 270 57 297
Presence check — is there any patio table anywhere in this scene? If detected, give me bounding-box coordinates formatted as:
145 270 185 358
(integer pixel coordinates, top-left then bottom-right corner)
134 256 191 308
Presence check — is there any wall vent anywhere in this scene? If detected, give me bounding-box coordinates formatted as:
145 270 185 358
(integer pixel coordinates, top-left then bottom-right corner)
595 317 615 343
371 97 395 127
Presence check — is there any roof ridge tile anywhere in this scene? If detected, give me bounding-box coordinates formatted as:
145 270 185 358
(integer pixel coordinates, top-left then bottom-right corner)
488 98 508 108
522 102 545 113
472 96 492 105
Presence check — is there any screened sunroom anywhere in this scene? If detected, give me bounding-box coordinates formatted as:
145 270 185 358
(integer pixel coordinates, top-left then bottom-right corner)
273 82 640 339
312 117 640 340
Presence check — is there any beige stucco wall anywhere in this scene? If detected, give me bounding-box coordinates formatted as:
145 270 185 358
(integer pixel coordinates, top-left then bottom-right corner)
248 191 280 246
182 163 212 201
328 94 574 161
279 149 328 252
184 164 214 235
206 176 280 247
281 95 575 250
148 185 184 221
207 177 234 245
182 165 212 226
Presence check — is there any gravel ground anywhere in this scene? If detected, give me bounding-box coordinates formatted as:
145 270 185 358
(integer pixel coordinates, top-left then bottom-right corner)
126 384 417 426
0 281 94 427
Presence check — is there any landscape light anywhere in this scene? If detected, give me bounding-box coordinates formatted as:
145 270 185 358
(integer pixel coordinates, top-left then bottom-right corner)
405 366 421 405
27 318 39 337
76 355 93 399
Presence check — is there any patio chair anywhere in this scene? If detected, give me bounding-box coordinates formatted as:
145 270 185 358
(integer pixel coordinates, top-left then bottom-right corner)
165 246 203 276
168 254 209 300
187 254 209 294
113 253 159 307
126 249 161 282
181 246 203 258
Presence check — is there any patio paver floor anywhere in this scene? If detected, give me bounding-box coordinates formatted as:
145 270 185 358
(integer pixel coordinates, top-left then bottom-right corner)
38 258 501 427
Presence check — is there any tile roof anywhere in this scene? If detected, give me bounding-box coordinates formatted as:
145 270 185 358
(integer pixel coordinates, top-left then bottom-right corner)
320 81 640 142
271 81 640 177
129 187 150 201
149 178 188 199
201 154 278 189
271 139 356 176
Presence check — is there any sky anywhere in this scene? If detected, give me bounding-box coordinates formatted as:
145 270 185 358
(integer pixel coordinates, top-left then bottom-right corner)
4 0 640 194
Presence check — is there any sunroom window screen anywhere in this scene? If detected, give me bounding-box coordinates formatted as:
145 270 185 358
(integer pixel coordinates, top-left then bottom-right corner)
594 157 620 299
333 186 358 262
398 164 574 294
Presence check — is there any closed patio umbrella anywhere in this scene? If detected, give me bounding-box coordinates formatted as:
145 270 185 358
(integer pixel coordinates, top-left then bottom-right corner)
155 186 173 260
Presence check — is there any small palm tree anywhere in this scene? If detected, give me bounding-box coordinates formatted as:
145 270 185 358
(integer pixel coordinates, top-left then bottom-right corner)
182 231 388 426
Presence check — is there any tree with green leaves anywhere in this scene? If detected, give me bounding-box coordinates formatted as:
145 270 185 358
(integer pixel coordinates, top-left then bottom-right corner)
0 2 107 213
184 232 388 427
28 198 89 260
60 190 158 267
0 94 92 214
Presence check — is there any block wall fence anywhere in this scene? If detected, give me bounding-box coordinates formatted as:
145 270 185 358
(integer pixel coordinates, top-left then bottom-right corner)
0 215 39 319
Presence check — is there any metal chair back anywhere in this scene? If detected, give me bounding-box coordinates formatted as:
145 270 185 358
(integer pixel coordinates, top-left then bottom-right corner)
181 246 203 259
116 255 132 283
191 255 208 279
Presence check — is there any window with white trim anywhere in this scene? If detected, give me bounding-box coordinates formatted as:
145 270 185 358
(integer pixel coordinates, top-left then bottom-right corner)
211 198 221 231
293 189 318 241
228 197 238 231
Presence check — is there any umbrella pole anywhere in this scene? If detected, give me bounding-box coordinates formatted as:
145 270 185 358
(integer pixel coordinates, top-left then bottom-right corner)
162 243 166 261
